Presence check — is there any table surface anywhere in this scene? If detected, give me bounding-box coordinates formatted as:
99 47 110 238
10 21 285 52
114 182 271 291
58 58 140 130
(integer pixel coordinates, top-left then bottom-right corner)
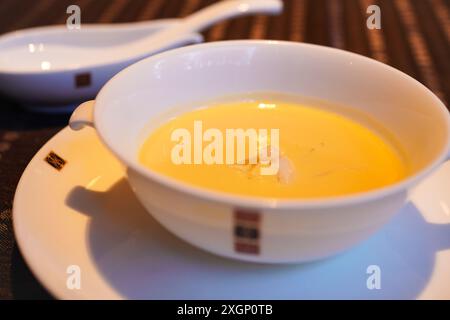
0 0 449 299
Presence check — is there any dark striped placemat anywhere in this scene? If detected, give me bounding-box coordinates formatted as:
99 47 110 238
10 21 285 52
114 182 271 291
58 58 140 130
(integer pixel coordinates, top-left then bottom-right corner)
0 0 449 299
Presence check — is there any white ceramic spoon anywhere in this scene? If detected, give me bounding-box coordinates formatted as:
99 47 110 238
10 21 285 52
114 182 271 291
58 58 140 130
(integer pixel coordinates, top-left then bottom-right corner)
0 0 282 110
0 19 202 111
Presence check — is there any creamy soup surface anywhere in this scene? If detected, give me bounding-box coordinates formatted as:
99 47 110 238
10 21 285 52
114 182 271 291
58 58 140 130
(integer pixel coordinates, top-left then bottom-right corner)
139 97 409 199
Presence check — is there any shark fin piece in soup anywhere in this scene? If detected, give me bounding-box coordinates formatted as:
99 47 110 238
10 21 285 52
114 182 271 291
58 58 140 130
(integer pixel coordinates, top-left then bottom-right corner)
139 96 409 199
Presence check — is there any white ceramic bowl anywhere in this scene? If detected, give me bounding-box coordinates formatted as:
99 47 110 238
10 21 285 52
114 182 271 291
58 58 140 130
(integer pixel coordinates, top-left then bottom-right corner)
70 40 450 263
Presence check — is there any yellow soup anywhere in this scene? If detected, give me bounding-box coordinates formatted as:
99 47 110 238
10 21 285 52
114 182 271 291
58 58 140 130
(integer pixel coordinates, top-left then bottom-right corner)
139 99 408 199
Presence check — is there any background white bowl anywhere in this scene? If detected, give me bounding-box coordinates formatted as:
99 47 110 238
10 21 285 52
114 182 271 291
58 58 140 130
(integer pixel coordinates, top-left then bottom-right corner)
70 40 450 263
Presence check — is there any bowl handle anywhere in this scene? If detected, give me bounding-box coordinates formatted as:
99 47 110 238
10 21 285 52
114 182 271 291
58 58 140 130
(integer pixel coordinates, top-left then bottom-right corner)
69 100 95 130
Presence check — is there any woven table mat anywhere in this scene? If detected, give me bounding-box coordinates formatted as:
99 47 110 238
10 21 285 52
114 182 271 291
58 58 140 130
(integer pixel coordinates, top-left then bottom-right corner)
0 0 449 299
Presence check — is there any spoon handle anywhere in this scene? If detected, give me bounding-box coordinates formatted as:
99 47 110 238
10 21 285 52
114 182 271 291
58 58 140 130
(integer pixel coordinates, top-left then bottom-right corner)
179 0 283 33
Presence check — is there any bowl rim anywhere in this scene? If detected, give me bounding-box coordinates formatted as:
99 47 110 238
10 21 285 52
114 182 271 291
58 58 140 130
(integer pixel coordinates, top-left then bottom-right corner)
94 39 450 209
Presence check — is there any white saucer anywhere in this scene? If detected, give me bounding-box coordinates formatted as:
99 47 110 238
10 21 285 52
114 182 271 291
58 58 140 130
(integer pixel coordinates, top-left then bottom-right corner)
13 127 450 299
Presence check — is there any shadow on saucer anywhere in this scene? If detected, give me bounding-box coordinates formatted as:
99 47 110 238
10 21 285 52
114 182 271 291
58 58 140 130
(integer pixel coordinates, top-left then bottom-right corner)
66 179 450 299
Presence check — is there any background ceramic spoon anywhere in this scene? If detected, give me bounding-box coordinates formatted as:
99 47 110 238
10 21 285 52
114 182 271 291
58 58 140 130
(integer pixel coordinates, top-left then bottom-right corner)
0 19 202 112
0 0 283 111
0 19 202 73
